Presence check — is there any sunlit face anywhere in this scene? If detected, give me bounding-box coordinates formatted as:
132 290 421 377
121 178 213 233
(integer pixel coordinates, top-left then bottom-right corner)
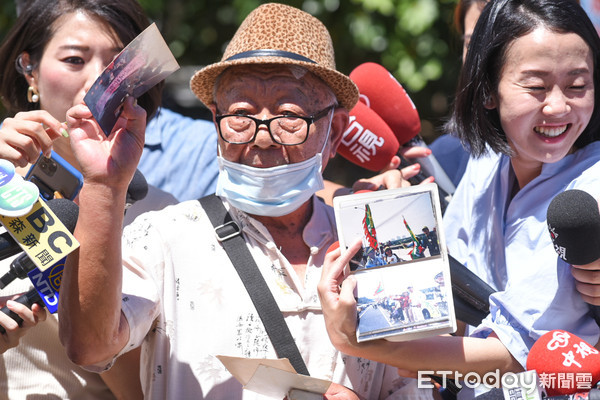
487 27 594 175
462 1 486 63
212 65 338 169
27 11 122 121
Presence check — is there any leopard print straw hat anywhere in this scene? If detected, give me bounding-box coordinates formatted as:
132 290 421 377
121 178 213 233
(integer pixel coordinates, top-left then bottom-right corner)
190 3 359 110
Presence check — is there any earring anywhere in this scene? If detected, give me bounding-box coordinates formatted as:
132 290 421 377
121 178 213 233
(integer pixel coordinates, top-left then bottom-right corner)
27 86 39 103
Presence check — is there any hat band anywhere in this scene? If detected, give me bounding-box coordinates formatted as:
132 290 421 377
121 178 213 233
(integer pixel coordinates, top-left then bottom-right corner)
226 49 316 64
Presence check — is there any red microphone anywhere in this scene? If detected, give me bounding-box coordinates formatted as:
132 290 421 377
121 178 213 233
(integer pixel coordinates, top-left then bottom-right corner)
349 62 457 196
349 62 421 144
338 101 400 172
526 330 600 396
339 101 450 212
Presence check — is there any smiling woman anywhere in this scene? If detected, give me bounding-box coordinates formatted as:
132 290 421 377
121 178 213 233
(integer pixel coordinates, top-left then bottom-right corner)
318 0 600 397
486 28 594 187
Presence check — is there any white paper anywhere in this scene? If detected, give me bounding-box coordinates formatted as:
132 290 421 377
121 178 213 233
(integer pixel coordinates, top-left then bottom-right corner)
216 356 331 398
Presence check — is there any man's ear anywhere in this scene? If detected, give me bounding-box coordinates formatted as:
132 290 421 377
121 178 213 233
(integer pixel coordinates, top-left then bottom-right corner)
208 104 217 121
327 107 349 159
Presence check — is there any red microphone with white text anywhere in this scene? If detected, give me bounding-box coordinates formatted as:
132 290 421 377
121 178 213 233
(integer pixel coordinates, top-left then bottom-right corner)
338 101 400 172
348 62 457 197
338 91 452 213
527 330 600 398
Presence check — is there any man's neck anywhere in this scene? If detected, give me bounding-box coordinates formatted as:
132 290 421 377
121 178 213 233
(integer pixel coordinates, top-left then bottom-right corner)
252 199 313 237
252 199 314 282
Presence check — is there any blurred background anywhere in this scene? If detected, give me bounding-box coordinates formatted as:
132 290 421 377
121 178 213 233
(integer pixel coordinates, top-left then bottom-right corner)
0 0 464 186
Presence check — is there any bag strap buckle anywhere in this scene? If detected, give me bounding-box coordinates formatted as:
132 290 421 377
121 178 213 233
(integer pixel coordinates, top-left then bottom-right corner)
214 220 241 242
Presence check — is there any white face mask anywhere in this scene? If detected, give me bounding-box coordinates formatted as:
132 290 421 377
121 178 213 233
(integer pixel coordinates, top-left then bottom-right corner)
215 109 333 217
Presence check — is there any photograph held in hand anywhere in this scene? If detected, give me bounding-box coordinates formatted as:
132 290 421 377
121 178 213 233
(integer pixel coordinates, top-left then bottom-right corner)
333 184 456 343
83 23 179 136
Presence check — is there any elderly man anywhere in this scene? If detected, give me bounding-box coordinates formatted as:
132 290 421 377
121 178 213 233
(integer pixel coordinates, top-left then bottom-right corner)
58 3 431 399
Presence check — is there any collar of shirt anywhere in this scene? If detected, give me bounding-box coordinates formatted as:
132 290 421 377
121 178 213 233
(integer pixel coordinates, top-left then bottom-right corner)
224 196 337 311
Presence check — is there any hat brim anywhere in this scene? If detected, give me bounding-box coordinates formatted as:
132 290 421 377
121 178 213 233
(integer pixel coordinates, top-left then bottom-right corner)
190 56 359 111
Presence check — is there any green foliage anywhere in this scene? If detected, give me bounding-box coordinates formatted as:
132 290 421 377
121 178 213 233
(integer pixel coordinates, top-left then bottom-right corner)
137 0 460 95
0 2 16 33
0 0 461 182
0 0 461 122
0 0 462 184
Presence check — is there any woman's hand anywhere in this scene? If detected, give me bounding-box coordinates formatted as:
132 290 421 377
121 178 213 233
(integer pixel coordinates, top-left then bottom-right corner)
318 145 435 204
317 239 362 355
571 259 600 305
66 96 146 188
351 147 435 192
0 110 66 167
0 296 47 354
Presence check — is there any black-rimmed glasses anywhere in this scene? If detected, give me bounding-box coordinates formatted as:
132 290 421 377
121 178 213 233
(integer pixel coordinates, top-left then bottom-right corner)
215 105 335 145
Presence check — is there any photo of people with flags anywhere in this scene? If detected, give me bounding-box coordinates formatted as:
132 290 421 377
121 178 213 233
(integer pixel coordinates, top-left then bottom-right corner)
353 262 452 342
333 185 456 342
335 186 443 271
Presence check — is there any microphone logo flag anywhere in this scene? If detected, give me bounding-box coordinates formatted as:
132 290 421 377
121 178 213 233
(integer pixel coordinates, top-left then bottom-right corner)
545 331 598 368
27 258 65 313
547 222 568 262
0 197 79 272
342 113 385 164
547 330 572 351
0 159 39 217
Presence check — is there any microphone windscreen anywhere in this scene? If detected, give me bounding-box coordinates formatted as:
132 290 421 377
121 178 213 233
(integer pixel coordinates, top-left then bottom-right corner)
0 231 20 261
46 198 79 233
349 62 421 145
340 101 400 172
526 329 600 396
127 169 149 203
547 189 600 265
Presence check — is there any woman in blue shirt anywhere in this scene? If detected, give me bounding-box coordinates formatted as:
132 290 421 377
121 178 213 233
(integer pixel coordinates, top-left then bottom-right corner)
318 0 600 394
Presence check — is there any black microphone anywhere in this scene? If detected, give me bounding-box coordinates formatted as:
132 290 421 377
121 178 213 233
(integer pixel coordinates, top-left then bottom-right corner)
0 257 70 334
546 189 600 323
0 199 79 334
448 254 495 326
0 231 25 263
126 169 148 208
547 189 600 265
0 287 44 334
0 198 79 289
0 194 81 264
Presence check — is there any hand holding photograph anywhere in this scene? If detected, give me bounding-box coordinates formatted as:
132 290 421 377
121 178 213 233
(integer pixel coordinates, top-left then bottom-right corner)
333 184 456 342
83 23 180 136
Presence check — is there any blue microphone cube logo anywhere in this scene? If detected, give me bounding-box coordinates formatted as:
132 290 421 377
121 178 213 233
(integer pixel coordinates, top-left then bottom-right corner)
27 257 65 313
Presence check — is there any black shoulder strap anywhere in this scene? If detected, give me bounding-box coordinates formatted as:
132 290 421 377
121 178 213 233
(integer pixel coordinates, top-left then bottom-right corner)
198 194 310 376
